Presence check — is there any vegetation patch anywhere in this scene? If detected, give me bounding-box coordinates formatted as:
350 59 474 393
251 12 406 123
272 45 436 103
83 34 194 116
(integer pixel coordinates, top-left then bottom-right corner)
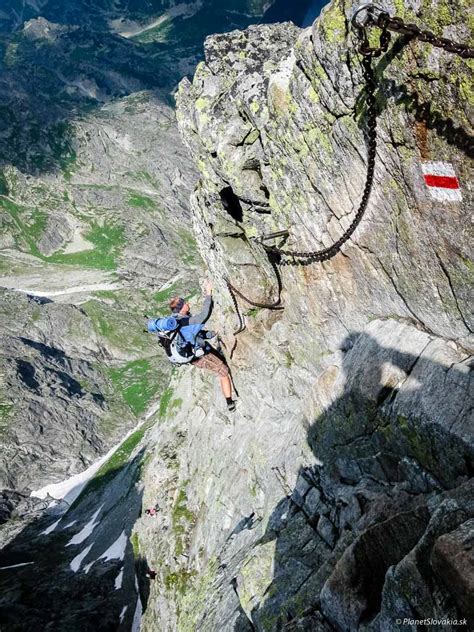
177 558 218 632
164 569 197 595
134 19 173 44
0 197 47 253
97 424 148 478
71 418 153 507
0 402 14 437
108 359 162 416
159 386 174 417
48 222 125 270
82 299 147 353
0 197 124 270
126 170 161 189
131 532 140 557
172 486 196 557
153 283 178 306
0 172 8 195
92 290 118 301
128 192 156 210
176 228 198 265
157 385 182 419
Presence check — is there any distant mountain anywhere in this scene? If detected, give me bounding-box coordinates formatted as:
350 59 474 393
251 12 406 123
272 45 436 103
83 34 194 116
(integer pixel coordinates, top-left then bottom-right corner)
0 1 322 177
0 0 325 526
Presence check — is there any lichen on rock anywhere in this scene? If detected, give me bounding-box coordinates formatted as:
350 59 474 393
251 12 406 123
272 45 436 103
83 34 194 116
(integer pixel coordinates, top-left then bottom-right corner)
135 1 473 630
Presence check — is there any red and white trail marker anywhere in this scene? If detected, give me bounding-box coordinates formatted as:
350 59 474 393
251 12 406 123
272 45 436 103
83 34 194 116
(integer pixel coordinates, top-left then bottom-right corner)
421 161 462 202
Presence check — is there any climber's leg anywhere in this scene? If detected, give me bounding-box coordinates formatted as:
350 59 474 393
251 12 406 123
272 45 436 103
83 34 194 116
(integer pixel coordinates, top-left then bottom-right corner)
192 349 236 410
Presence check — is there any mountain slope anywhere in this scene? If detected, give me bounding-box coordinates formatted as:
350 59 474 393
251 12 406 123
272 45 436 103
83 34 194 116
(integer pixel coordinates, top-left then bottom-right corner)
128 0 473 629
0 1 287 516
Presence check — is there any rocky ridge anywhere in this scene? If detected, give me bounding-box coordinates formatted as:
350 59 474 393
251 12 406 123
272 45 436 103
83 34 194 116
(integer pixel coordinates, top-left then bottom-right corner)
130 1 473 630
0 2 331 629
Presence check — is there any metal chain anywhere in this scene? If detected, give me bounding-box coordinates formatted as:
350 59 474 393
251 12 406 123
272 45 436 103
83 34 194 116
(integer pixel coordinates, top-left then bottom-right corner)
225 278 283 310
377 11 474 58
266 53 377 266
225 251 284 335
225 279 246 335
224 5 473 317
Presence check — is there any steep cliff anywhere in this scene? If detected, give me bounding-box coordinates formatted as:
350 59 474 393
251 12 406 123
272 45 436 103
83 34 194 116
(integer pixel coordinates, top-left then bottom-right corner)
1 0 285 521
133 1 473 630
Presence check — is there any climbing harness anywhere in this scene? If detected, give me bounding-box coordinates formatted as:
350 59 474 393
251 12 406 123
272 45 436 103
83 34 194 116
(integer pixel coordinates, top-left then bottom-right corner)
224 3 473 331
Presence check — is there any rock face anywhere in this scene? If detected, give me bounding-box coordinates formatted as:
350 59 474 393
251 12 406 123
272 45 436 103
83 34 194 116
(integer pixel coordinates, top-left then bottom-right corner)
130 1 473 630
0 287 172 525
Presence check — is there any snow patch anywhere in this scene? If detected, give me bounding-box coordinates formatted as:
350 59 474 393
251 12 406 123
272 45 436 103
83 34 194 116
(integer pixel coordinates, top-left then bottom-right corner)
63 520 77 529
115 569 124 590
66 505 103 547
17 282 120 299
99 531 128 562
131 576 143 632
31 412 152 506
0 562 34 570
84 531 128 575
31 435 129 505
114 2 203 38
120 605 128 623
40 518 61 536
70 544 93 572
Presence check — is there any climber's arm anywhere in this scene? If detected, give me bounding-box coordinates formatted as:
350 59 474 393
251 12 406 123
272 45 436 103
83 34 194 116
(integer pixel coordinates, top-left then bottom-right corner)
189 284 213 324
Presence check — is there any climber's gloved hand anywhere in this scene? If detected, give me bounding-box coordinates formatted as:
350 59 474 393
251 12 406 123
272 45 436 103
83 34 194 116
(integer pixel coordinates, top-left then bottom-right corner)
204 330 217 339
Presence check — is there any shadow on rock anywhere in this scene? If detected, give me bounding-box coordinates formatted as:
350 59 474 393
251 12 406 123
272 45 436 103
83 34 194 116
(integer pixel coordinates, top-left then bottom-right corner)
0 449 148 631
235 327 473 630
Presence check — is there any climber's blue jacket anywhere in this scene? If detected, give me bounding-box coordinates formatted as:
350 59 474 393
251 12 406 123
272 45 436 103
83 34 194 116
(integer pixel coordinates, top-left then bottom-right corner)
147 294 214 349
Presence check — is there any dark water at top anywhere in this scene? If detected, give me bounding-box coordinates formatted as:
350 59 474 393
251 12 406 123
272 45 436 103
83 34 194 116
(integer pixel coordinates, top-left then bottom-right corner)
263 0 328 26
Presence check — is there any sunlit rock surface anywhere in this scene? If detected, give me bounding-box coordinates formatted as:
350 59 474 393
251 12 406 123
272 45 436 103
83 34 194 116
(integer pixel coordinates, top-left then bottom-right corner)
133 1 473 629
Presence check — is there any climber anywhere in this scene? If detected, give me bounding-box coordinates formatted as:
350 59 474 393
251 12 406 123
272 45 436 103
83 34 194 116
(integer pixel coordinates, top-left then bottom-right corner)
147 282 237 412
145 504 159 517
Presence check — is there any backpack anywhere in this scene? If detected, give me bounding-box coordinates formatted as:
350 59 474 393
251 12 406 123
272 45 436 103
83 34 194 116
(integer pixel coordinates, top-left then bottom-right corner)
147 317 205 365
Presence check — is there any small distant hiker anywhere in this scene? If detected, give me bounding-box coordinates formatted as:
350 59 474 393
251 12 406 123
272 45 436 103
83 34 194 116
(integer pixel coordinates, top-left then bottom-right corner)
146 282 237 412
145 505 159 517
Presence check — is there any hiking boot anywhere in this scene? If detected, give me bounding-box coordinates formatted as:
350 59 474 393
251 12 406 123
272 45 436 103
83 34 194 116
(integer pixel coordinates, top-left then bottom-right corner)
227 400 238 413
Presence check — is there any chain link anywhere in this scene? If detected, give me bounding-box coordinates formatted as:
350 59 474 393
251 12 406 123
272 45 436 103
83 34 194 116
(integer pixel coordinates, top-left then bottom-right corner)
225 6 473 316
225 279 246 335
225 252 284 335
377 12 474 58
262 8 473 265
266 54 377 266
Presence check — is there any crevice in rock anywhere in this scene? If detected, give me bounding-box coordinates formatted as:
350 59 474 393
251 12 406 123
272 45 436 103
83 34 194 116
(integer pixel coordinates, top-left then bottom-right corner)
15 360 40 391
231 577 257 632
236 128 260 147
434 252 473 334
220 186 243 222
